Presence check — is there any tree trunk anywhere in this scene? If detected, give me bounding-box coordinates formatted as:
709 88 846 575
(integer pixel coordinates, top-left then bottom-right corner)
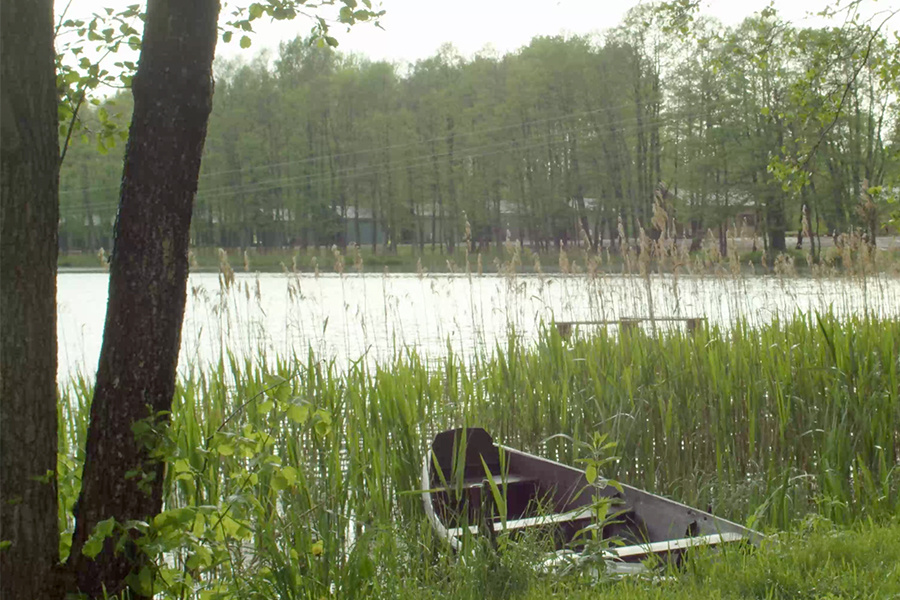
766 189 787 253
82 164 98 251
0 2 61 599
67 1 220 596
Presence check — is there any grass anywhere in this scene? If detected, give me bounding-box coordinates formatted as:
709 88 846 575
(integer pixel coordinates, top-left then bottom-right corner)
517 519 900 600
56 306 900 598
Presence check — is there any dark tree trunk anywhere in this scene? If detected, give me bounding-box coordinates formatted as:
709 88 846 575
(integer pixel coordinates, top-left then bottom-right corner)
766 190 787 253
0 2 61 599
67 1 220 596
445 118 457 254
767 129 787 253
82 165 98 250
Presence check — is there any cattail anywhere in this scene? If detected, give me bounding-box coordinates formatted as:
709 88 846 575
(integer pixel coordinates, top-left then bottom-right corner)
638 226 651 275
217 248 234 289
353 243 363 274
579 223 592 250
651 196 668 238
332 244 344 275
559 246 570 274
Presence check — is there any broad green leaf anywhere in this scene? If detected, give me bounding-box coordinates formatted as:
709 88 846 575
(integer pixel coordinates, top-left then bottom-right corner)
216 443 234 456
585 464 597 485
287 403 309 424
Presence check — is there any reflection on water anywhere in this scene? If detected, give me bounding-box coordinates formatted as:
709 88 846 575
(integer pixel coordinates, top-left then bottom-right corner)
57 271 900 383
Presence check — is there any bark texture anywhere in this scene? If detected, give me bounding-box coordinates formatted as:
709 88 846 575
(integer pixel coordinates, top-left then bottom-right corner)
67 1 220 595
0 2 61 599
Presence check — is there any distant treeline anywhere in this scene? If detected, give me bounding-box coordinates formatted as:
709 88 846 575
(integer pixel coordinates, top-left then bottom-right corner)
59 5 899 256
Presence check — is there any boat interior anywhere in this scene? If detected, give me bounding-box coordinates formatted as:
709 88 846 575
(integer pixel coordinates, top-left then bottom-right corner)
422 428 758 564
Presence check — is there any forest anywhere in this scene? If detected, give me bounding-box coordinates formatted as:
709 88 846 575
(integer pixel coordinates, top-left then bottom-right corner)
59 6 899 258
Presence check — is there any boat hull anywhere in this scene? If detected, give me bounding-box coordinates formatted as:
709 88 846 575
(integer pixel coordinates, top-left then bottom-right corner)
422 428 760 568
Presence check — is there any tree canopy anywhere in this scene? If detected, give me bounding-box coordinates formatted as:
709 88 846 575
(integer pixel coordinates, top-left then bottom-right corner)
59 7 899 258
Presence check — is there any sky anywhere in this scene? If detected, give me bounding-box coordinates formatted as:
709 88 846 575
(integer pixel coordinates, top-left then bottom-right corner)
55 0 894 67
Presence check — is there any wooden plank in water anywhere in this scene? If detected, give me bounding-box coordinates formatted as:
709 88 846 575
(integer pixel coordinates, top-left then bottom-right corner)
554 317 707 339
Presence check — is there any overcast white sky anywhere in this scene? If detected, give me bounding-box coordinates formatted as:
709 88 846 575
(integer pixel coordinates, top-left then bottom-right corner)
55 0 895 66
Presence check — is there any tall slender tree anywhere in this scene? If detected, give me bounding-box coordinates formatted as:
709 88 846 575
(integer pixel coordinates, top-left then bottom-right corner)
0 2 60 599
65 1 221 595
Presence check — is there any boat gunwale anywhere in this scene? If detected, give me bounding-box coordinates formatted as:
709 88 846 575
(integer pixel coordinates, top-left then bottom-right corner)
421 431 763 557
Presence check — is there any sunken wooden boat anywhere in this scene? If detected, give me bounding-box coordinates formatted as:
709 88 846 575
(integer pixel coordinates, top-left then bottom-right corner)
422 428 760 572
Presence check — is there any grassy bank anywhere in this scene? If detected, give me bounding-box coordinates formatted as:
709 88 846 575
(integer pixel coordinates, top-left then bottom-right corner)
520 520 900 600
57 312 900 598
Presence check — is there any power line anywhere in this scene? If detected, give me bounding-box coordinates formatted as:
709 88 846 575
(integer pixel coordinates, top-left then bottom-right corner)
59 97 675 197
60 107 709 217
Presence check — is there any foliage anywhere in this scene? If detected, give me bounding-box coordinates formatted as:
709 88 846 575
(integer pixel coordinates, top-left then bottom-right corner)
58 8 899 260
54 0 383 163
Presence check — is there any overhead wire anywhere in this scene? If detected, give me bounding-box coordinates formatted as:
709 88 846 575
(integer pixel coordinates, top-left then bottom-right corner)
59 94 726 198
59 100 744 218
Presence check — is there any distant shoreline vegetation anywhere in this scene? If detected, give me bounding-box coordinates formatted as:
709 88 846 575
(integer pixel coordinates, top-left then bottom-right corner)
58 238 900 275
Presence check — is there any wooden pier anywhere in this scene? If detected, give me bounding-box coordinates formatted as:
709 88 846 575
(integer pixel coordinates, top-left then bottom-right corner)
553 317 707 339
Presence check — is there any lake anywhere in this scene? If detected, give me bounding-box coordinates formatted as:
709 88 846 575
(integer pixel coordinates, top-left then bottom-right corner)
58 270 900 383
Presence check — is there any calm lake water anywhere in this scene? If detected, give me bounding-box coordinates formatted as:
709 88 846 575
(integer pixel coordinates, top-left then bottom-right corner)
58 270 900 383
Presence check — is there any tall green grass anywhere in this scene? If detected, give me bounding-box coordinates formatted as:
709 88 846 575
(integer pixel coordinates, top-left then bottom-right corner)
57 308 899 598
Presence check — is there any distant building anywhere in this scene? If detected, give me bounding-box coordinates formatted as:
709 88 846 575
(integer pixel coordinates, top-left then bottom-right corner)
334 205 387 247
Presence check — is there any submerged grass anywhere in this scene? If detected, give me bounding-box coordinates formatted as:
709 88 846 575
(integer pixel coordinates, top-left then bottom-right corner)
57 307 900 598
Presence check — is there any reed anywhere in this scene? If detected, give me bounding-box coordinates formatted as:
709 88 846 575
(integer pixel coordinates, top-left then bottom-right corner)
57 309 899 598
54 240 900 598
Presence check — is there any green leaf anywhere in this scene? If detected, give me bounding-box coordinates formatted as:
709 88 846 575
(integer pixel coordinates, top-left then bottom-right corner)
83 517 117 559
281 465 298 486
186 545 213 570
585 464 597 485
220 515 252 540
223 30 233 43
249 3 264 20
286 402 309 424
82 536 104 559
480 456 507 525
172 458 192 476
240 35 252 49
124 565 154 598
216 443 234 456
314 419 331 437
